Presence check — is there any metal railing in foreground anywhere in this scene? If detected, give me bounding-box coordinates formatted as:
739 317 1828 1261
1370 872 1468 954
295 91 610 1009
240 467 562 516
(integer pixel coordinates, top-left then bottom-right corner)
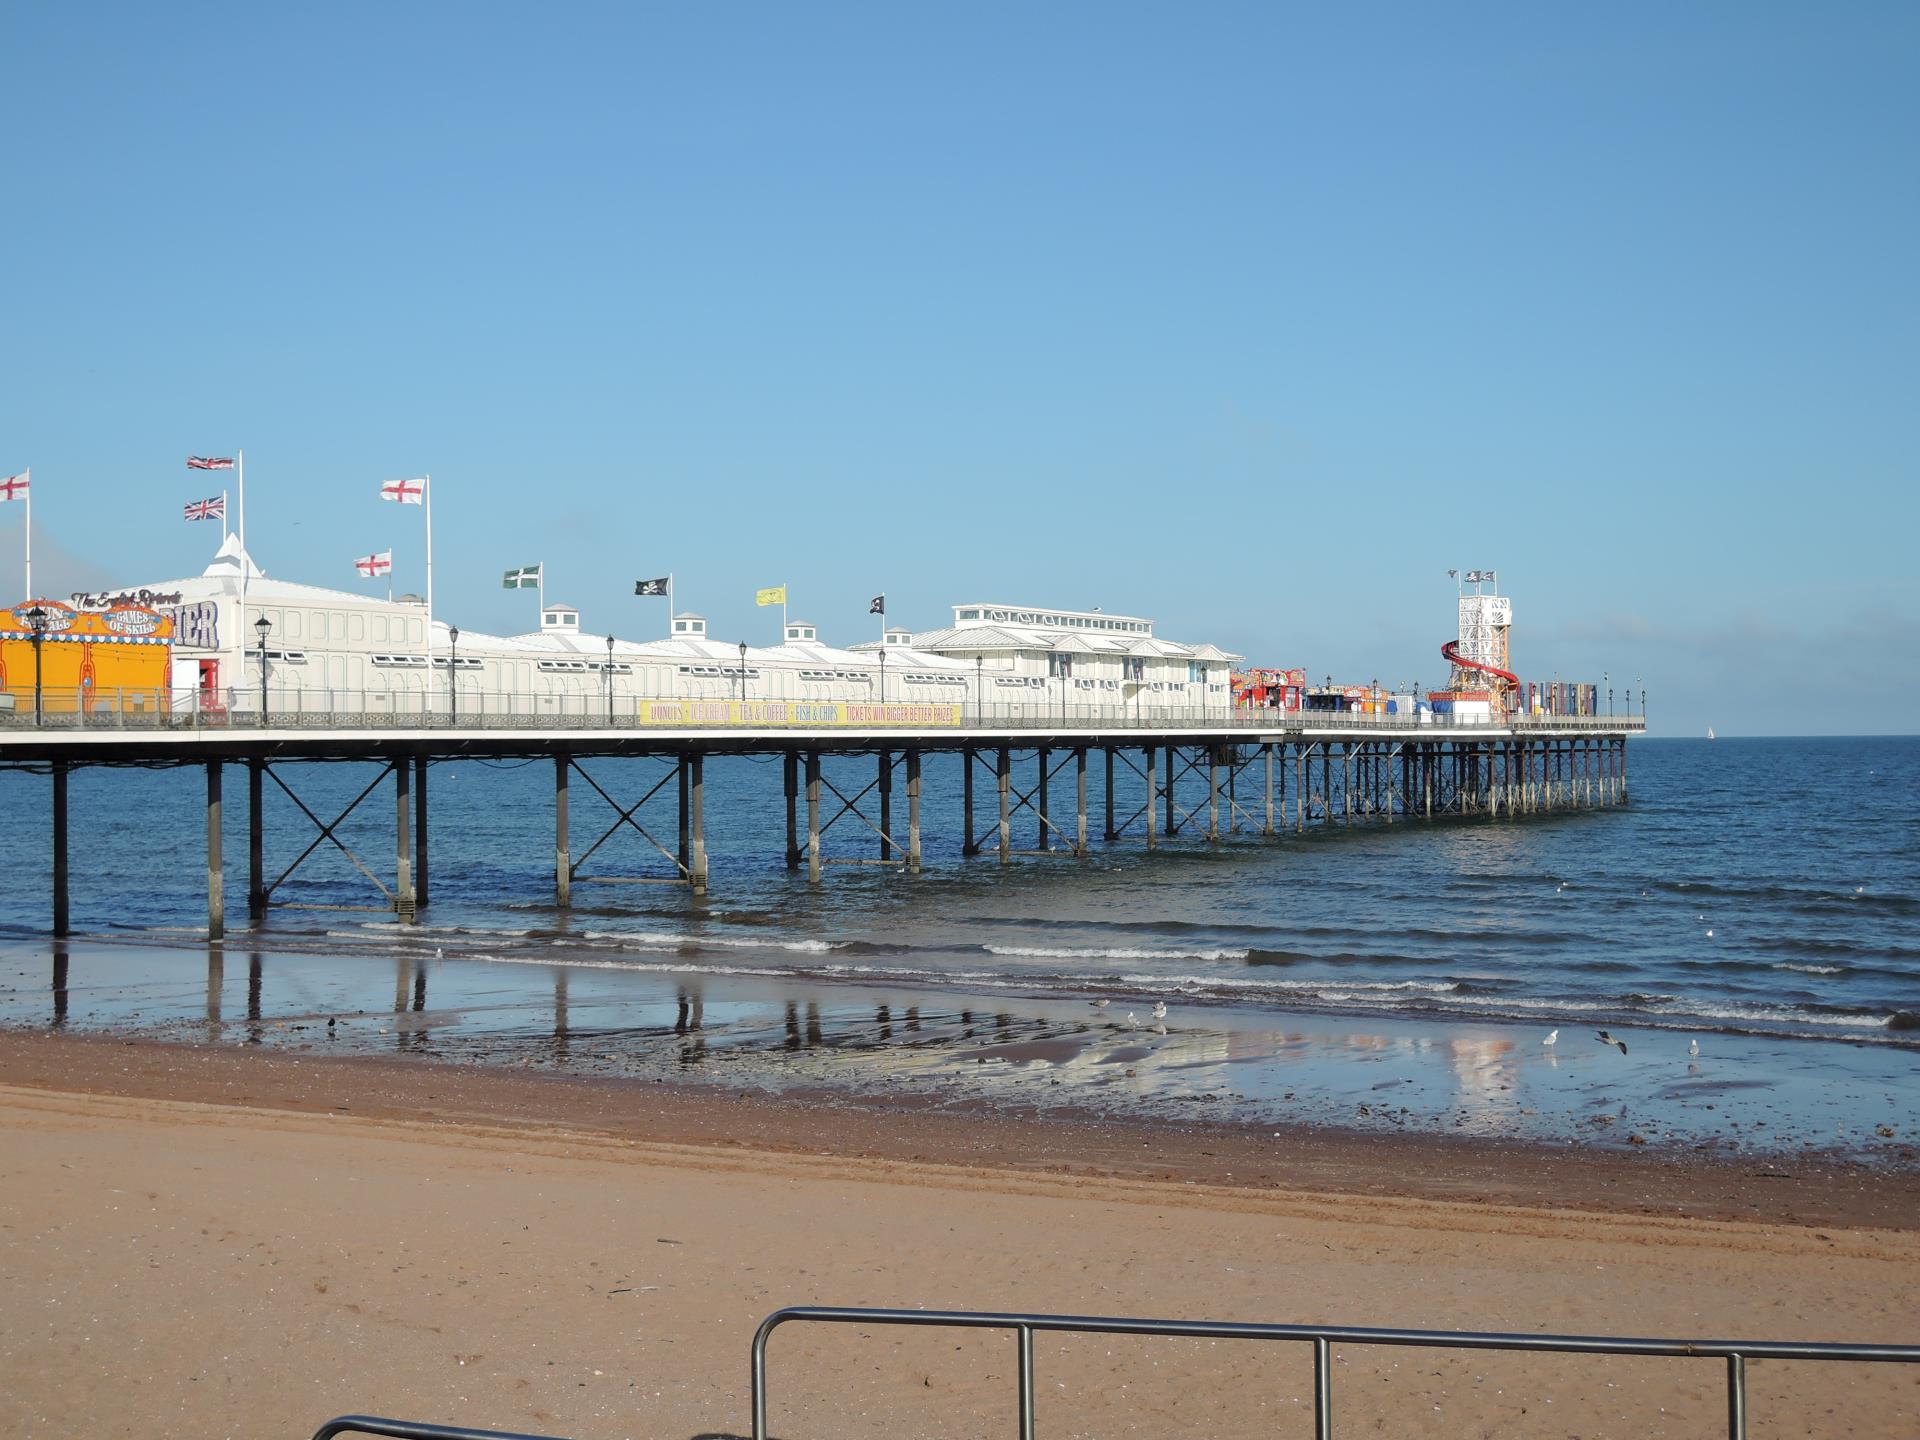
750 1305 1920 1440
313 1421 568 1440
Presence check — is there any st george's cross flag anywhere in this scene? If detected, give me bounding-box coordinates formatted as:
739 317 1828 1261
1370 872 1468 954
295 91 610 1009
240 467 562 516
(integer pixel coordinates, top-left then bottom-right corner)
183 495 226 522
0 472 27 503
381 477 427 504
356 550 393 578
187 456 235 471
503 564 542 589
633 576 669 596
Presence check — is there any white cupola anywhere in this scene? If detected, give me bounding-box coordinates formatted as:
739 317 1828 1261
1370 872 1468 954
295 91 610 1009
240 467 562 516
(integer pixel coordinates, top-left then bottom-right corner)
784 620 818 642
540 604 581 634
672 612 707 638
883 628 914 647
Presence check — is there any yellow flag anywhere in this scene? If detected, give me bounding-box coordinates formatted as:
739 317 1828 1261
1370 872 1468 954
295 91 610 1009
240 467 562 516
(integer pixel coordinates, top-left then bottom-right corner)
755 585 787 607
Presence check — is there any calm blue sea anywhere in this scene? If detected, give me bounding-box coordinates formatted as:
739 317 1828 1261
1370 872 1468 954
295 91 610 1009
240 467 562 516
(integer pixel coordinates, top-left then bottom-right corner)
1 736 1915 1047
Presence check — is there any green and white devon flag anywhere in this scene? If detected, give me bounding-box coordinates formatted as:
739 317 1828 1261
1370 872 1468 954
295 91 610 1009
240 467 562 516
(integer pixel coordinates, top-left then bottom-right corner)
502 564 542 589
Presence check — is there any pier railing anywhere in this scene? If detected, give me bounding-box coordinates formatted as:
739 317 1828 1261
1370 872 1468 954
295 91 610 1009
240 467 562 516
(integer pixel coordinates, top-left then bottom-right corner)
0 686 1646 736
750 1305 1920 1440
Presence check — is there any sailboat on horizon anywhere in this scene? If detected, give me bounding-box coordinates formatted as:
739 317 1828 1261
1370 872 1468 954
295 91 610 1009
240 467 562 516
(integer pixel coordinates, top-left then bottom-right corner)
1707 726 1717 741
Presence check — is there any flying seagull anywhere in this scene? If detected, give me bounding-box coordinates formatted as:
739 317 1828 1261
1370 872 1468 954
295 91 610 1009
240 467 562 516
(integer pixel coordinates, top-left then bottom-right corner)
1595 1030 1628 1055
1543 1029 1558 1046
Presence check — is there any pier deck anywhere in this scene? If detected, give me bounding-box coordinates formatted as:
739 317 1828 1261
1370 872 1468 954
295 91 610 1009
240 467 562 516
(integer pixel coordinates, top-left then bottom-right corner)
1 709 1644 939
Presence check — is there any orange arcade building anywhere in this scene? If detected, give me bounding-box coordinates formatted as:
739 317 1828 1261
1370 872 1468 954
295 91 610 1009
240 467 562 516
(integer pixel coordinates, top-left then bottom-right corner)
0 601 175 716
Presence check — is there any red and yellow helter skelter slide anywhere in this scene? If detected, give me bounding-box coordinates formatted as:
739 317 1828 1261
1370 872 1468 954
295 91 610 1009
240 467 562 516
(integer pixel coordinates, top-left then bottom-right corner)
1440 639 1519 688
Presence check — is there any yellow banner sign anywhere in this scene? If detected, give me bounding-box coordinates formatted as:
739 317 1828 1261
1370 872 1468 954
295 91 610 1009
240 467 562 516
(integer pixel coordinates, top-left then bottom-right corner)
634 700 962 727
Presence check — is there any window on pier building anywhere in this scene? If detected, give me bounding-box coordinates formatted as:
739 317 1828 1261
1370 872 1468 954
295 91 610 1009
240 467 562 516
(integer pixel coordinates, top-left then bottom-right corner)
1188 662 1203 684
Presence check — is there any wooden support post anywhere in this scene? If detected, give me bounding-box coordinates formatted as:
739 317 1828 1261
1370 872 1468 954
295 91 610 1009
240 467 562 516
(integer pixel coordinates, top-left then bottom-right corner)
677 755 690 874
1075 747 1088 857
1103 746 1117 841
1343 744 1353 825
1384 744 1394 824
906 749 922 874
1263 743 1274 836
206 761 223 942
395 757 415 923
783 751 800 870
1037 746 1050 852
413 755 429 909
52 760 70 938
689 753 707 896
554 755 571 908
1207 748 1220 841
1296 749 1306 832
806 751 822 882
962 748 977 856
248 758 265 922
878 748 893 862
997 747 1011 864
1164 745 1176 836
1144 745 1158 851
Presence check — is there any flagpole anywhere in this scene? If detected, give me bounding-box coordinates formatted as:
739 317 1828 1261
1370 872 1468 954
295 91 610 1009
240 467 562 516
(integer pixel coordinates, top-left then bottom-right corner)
237 448 248 701
424 475 434 686
221 488 230 543
666 573 674 638
538 563 545 618
22 468 31 600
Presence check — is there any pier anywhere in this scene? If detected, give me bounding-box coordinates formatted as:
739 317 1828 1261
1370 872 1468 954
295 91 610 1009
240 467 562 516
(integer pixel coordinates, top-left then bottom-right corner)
1 707 1642 941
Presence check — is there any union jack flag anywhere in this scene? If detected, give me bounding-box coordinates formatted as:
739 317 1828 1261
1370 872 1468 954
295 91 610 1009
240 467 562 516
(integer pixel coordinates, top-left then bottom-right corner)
0 472 26 503
183 495 226 522
380 477 427 504
355 549 394 578
187 456 236 471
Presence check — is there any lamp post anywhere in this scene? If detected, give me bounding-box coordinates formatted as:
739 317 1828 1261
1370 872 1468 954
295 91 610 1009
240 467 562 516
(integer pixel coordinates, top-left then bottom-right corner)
975 655 983 720
448 625 460 724
254 615 271 722
606 634 616 723
737 640 748 704
25 605 47 727
878 645 886 705
1605 671 1611 717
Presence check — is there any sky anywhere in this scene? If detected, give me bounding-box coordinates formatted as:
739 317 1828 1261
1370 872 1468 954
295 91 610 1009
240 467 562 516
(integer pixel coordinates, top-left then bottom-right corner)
2 2 1915 735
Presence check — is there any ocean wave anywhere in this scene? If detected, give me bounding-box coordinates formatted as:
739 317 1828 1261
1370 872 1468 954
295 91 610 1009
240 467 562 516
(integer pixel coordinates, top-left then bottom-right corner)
581 929 839 955
986 944 1251 962
1771 962 1845 975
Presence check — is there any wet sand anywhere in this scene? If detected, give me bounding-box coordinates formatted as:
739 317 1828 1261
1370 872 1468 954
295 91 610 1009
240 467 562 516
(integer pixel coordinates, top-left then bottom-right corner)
2 1033 1918 1439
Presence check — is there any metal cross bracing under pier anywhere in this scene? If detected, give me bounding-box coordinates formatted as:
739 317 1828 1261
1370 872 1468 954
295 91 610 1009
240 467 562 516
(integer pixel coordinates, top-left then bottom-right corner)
0 718 1640 940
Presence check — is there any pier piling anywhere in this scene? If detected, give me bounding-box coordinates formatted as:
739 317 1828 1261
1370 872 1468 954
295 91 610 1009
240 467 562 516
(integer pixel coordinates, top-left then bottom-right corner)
906 749 922 873
689 753 707 897
414 755 429 909
783 751 800 870
806 751 822 883
554 755 571 908
206 761 223 942
394 755 414 923
247 759 265 922
51 760 69 938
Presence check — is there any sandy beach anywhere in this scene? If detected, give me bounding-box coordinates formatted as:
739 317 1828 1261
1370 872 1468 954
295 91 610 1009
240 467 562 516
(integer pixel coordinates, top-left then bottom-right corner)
2 1033 1916 1439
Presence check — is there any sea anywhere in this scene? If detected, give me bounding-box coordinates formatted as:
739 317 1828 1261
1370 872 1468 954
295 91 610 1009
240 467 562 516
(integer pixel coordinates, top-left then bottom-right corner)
2 736 1916 1156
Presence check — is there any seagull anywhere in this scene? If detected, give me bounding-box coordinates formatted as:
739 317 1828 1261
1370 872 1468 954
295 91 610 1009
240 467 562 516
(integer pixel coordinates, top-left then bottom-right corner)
1595 1030 1628 1055
435 947 444 958
1090 998 1110 1009
1542 1029 1558 1047
1705 930 1713 938
1152 1000 1168 1021
1124 1011 1139 1030
1689 1038 1700 1058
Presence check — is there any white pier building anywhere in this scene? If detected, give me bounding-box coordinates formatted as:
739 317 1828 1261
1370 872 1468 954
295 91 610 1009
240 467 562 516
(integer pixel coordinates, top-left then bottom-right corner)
76 539 1239 718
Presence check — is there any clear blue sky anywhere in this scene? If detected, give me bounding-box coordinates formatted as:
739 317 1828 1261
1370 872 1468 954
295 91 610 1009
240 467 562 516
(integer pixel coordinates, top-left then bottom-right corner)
3 2 1914 734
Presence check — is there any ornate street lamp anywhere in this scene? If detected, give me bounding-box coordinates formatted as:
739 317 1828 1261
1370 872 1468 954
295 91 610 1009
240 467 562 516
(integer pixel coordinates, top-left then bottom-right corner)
448 625 460 724
25 605 48 727
606 634 616 723
737 640 748 703
254 614 272 721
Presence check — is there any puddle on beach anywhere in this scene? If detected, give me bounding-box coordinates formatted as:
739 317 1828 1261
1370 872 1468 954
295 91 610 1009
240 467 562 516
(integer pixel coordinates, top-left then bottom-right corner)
2 935 1915 1166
